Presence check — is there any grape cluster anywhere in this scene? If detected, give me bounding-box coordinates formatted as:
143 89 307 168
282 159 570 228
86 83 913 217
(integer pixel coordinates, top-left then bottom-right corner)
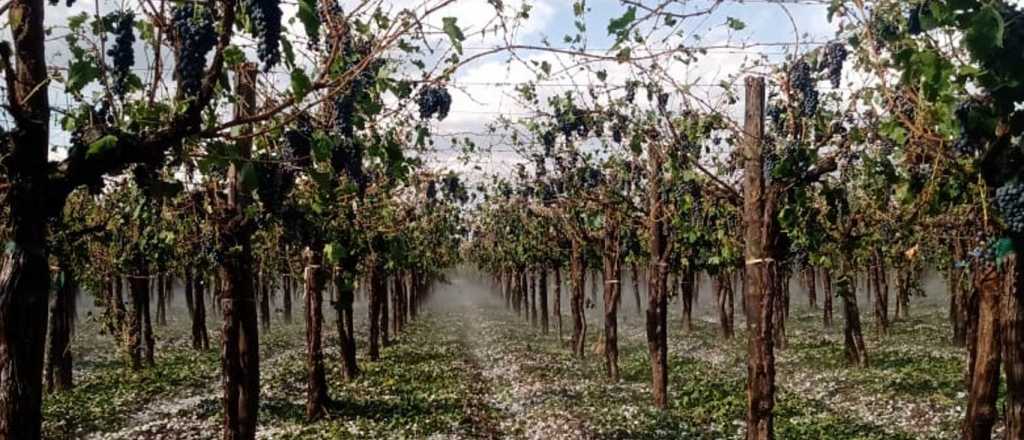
541 130 556 154
255 156 295 215
624 81 638 103
172 4 217 97
908 3 926 35
242 0 282 71
283 115 313 168
767 104 784 130
789 60 818 117
555 105 591 141
611 124 623 144
417 86 452 121
952 100 986 157
820 42 847 88
107 11 135 98
996 181 1024 235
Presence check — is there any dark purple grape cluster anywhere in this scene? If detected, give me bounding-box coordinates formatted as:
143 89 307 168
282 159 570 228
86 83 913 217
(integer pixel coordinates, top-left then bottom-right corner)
283 115 313 168
908 3 926 35
767 104 783 129
241 0 282 71
172 3 217 97
996 180 1024 235
417 86 452 120
789 60 818 117
107 11 135 97
952 100 988 157
624 81 638 103
820 42 847 88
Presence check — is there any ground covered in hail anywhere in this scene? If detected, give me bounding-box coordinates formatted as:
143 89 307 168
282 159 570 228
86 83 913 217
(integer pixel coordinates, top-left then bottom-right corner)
43 275 973 439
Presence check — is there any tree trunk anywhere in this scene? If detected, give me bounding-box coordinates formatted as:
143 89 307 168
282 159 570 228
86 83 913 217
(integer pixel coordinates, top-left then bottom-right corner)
185 268 195 320
838 275 868 366
156 274 167 326
554 266 563 340
716 272 735 339
539 269 549 335
681 268 694 332
570 240 587 357
823 269 833 328
872 251 889 336
0 1 51 436
45 268 76 392
192 274 209 350
259 271 271 332
602 226 622 382
529 271 537 327
128 272 152 369
962 263 1003 440
805 267 817 309
219 63 260 440
380 271 390 348
369 259 385 361
283 274 293 325
303 247 328 420
1002 255 1024 438
646 142 669 410
334 269 359 381
742 77 778 439
632 263 642 317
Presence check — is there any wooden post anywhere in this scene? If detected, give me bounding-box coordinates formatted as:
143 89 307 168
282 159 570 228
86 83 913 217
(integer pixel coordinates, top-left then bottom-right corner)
742 76 777 440
219 62 260 440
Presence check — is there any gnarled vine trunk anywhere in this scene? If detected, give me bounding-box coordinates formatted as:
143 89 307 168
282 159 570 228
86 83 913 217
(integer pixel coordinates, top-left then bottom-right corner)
962 263 1003 440
45 268 76 392
602 225 622 382
646 144 669 410
192 274 209 350
303 247 328 420
570 240 587 357
334 269 359 381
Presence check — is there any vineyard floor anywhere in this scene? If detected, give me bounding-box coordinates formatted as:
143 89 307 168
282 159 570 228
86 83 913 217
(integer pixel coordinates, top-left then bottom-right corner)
43 272 973 439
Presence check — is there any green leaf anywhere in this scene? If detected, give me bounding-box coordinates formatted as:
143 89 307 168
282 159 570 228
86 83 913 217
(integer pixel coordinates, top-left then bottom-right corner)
86 135 119 159
324 242 343 265
296 0 320 42
290 68 312 100
725 17 746 31
607 7 636 36
442 17 465 55
223 45 246 66
965 5 1003 59
67 58 100 94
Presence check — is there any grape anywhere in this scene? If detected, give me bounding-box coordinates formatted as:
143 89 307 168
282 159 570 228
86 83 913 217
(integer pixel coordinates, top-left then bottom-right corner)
541 130 556 155
913 3 929 35
820 42 847 88
283 115 313 168
767 104 783 129
611 124 623 144
624 81 637 103
107 11 135 98
996 180 1024 235
241 0 283 71
788 60 818 117
417 86 452 120
802 88 819 117
657 92 670 112
172 4 217 97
